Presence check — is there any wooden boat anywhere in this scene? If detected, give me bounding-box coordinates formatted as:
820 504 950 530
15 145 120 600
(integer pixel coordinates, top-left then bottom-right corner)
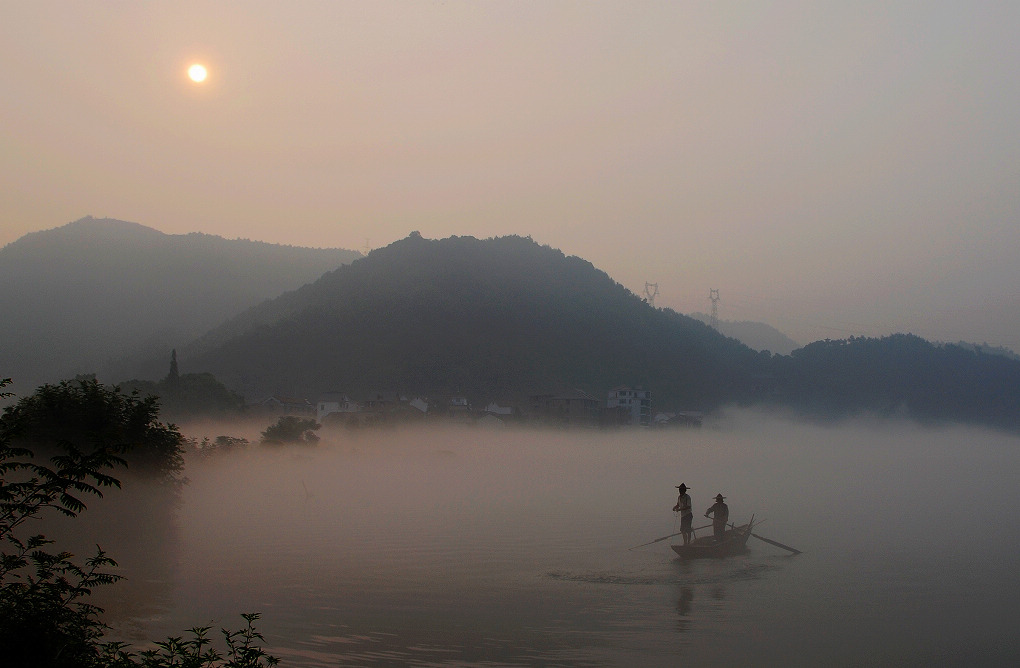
670 517 754 559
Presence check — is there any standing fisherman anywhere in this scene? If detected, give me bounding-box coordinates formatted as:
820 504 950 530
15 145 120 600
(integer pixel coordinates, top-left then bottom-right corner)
672 483 694 545
705 493 729 542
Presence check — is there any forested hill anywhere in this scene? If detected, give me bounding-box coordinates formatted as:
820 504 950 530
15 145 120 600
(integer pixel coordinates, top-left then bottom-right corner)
179 233 1020 431
0 217 361 393
184 233 769 408
774 334 1020 431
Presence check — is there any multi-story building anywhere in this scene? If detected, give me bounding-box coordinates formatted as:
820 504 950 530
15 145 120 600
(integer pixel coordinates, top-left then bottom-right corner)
606 386 651 426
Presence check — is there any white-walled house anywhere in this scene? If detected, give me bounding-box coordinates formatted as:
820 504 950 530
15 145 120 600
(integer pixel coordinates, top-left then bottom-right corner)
484 402 513 416
316 392 361 423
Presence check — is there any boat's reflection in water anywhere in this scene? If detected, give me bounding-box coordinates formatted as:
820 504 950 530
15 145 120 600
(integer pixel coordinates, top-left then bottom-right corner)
676 586 694 632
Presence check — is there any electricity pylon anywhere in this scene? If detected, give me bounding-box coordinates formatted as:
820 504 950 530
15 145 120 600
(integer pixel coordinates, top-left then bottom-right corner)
644 282 659 308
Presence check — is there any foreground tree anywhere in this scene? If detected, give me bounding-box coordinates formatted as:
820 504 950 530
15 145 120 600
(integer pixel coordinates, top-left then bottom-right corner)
1 376 127 666
0 378 184 483
260 416 321 445
0 378 278 667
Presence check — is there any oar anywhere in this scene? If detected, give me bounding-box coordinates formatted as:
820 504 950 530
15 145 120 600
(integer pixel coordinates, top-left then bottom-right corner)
628 523 712 550
729 521 801 555
750 532 801 555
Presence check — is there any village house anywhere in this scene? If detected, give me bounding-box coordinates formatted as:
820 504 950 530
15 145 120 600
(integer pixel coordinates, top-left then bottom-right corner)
253 395 315 417
360 391 400 413
316 392 360 423
606 386 651 427
484 401 514 417
256 385 677 431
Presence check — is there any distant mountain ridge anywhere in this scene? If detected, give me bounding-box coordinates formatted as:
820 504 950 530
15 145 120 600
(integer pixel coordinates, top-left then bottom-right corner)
687 312 800 355
0 217 361 394
5 225 1019 432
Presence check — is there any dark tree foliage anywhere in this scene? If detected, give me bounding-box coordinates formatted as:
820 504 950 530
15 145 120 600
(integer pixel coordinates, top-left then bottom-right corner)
0 378 278 667
1 376 127 666
119 372 244 422
2 379 141 665
101 613 280 667
120 354 244 422
772 334 1020 430
0 378 185 482
189 435 251 458
260 416 321 446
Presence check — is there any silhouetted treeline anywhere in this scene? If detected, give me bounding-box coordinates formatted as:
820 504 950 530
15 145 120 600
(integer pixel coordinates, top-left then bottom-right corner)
119 371 244 423
771 334 1020 430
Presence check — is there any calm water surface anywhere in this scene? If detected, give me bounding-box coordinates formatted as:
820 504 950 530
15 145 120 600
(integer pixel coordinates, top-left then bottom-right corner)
100 412 1020 666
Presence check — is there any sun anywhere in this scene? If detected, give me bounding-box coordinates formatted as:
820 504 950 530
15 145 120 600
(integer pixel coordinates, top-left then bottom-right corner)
187 64 208 83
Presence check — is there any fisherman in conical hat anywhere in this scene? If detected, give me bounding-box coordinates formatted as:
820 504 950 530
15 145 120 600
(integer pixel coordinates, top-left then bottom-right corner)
672 483 694 545
705 493 729 543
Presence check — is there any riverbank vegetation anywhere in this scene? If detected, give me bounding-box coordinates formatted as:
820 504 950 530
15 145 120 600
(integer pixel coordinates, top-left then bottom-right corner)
0 377 278 667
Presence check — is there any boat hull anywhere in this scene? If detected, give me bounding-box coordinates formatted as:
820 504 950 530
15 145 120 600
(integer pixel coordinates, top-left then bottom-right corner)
670 522 753 559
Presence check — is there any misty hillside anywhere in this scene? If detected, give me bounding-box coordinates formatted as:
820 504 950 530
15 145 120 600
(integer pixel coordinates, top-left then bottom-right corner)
687 313 800 355
168 233 1020 432
773 334 1020 431
939 341 1018 361
0 217 361 393
181 233 769 409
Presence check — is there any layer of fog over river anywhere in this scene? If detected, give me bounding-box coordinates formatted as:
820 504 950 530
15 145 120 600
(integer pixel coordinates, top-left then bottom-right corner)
54 410 1020 667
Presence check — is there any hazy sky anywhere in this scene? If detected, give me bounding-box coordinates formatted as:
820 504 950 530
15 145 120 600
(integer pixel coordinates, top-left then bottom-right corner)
3 2 1018 351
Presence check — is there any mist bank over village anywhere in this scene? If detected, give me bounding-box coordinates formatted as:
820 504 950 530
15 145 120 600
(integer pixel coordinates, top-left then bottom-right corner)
4 217 1020 433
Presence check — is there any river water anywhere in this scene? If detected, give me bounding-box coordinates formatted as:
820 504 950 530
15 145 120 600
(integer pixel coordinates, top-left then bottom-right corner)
96 410 1020 666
